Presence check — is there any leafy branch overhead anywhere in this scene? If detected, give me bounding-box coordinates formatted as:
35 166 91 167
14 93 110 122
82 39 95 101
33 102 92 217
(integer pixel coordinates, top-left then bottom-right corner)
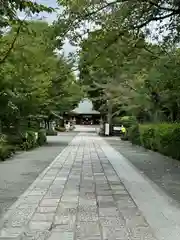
0 0 55 65
56 0 180 44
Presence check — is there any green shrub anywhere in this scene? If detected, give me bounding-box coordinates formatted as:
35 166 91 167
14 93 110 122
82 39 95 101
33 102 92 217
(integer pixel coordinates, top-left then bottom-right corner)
54 126 66 132
20 131 37 150
139 125 157 150
0 144 15 161
37 129 47 146
6 132 25 146
46 129 58 136
112 117 122 125
128 124 141 145
120 116 137 128
152 123 180 159
130 123 180 160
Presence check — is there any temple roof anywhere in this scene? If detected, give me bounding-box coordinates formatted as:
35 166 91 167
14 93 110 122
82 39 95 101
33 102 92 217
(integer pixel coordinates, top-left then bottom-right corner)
71 98 100 115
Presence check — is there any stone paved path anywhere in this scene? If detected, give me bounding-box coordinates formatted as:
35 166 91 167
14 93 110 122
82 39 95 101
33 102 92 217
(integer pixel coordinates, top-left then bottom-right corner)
0 133 76 219
0 132 180 240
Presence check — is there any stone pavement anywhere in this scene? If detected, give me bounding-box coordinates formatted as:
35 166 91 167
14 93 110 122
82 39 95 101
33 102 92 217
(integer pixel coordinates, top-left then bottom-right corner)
0 132 180 240
0 133 76 219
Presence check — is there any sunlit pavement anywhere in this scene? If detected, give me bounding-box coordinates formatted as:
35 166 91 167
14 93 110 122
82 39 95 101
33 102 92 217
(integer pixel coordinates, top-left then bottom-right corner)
0 129 180 240
74 124 99 132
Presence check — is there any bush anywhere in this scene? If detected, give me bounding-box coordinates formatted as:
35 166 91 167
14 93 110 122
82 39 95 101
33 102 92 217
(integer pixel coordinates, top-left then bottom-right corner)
112 117 122 125
46 129 58 136
20 131 37 150
54 126 66 132
129 123 180 160
6 132 25 146
120 116 137 128
128 124 141 145
0 144 15 161
139 125 157 150
37 129 47 146
152 123 180 159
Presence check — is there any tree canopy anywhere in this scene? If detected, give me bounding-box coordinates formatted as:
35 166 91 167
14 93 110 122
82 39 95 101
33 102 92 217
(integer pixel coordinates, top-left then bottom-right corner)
56 0 180 45
0 20 83 131
53 0 180 124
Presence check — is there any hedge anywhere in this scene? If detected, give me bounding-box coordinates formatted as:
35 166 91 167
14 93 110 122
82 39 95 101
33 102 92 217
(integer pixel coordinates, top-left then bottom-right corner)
37 129 47 146
128 123 180 160
0 129 47 161
54 126 66 132
113 116 137 128
0 144 15 161
20 131 37 150
120 116 137 128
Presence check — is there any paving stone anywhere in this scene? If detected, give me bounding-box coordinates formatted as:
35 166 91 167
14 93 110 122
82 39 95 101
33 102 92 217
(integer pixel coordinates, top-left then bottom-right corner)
99 207 120 217
102 226 129 240
0 227 23 238
36 207 57 213
29 190 47 196
47 231 74 240
54 214 76 227
3 207 35 228
27 221 52 231
113 194 129 201
77 211 98 222
40 199 60 207
79 199 97 206
99 217 125 227
80 192 96 200
125 215 149 228
61 195 79 202
98 201 116 208
31 213 54 222
51 225 75 232
23 230 51 240
129 226 157 240
97 196 114 202
19 196 42 205
76 222 101 239
120 207 142 220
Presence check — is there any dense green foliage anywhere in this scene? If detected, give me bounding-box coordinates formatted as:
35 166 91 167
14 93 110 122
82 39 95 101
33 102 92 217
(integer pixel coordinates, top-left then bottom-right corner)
0 19 82 160
55 0 180 124
128 124 180 160
55 126 66 132
37 130 47 146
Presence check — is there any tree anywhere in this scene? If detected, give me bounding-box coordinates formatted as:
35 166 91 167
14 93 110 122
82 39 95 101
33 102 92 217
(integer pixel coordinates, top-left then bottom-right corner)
56 0 180 46
0 0 54 64
0 20 82 132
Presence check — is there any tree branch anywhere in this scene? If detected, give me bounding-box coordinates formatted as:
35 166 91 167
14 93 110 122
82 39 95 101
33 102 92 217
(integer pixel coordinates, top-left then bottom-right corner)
148 0 180 13
0 16 27 65
135 11 175 29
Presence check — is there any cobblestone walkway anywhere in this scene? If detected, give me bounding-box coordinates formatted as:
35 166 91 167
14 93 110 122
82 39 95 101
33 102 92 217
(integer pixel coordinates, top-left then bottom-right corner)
0 133 172 240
